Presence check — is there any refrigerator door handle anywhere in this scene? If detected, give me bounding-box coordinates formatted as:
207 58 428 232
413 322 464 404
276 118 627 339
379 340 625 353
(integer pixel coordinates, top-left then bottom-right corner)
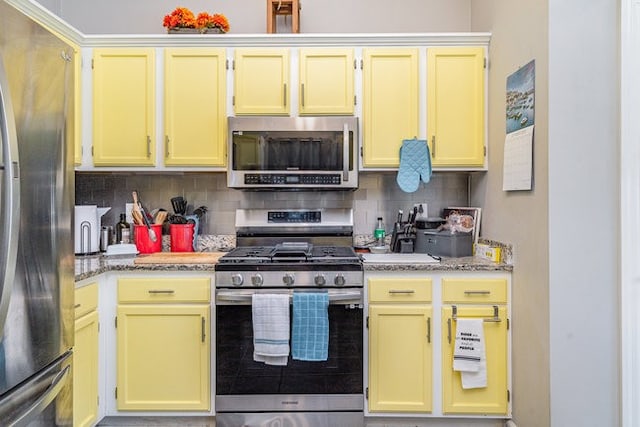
0 56 21 340
4 364 70 427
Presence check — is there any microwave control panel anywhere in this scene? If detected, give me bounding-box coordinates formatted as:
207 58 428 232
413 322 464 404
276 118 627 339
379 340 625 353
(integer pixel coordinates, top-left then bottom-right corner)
244 173 341 186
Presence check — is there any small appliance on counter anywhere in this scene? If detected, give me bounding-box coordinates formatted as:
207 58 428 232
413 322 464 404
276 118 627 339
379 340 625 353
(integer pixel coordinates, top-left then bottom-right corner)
414 229 473 257
74 205 111 255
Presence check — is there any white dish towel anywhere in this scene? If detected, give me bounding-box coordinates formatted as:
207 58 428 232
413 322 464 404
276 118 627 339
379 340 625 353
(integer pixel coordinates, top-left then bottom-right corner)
252 294 290 366
453 318 487 389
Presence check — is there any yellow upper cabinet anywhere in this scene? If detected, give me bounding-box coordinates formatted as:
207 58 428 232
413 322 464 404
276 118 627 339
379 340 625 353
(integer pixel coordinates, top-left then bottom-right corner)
299 48 355 115
92 48 156 166
362 48 419 168
234 48 290 115
164 48 227 167
427 47 485 168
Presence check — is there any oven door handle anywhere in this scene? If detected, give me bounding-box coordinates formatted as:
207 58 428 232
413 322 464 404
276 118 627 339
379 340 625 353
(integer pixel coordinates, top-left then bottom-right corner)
216 290 363 305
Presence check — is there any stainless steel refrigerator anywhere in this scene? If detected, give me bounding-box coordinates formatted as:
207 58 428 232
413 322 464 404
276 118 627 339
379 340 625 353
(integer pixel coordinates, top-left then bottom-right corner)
0 1 75 425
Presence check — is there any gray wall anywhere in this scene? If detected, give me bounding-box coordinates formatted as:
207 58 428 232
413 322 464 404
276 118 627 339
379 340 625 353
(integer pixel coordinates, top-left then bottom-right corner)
471 0 620 426
75 172 470 238
42 0 471 35
470 1 550 425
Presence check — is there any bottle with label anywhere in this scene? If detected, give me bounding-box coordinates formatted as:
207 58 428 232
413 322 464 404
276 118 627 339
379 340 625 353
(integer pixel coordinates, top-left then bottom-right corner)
374 217 386 247
115 213 131 244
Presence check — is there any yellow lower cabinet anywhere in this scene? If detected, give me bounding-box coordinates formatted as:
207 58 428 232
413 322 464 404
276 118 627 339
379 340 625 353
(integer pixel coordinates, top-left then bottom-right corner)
368 277 432 412
116 304 210 411
74 310 99 427
369 304 432 412
441 305 508 415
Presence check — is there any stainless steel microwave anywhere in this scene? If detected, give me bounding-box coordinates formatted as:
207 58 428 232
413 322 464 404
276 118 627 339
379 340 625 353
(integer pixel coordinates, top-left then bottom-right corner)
227 116 359 190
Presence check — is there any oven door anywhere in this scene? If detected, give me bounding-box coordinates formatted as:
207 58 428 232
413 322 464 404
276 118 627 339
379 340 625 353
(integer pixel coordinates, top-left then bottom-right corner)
215 288 363 413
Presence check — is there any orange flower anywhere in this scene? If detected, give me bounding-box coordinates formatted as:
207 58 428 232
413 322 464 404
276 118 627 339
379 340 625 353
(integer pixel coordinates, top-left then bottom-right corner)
163 7 197 29
194 11 230 32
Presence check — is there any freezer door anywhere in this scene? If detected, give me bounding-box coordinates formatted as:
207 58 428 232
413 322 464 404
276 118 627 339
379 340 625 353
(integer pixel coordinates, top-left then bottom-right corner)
0 0 74 399
0 351 72 426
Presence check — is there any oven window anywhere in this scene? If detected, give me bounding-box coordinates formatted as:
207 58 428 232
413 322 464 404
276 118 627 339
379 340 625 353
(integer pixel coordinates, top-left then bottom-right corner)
216 305 363 395
231 131 354 171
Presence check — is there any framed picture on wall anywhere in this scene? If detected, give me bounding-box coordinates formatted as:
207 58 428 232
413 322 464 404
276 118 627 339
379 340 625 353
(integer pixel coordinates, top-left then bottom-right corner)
442 207 482 245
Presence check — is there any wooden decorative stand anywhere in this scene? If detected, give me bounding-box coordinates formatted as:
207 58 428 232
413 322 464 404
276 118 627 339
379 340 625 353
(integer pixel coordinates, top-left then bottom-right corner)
266 0 300 33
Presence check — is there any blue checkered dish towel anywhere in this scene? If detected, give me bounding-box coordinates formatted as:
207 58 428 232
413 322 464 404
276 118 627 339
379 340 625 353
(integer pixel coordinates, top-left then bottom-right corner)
292 292 329 361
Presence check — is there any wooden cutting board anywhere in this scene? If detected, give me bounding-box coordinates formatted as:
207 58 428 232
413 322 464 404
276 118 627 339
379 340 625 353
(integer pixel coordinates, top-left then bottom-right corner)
133 252 226 265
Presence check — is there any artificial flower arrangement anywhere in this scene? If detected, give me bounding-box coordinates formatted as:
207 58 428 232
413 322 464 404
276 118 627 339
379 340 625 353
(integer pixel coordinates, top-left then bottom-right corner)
163 7 230 33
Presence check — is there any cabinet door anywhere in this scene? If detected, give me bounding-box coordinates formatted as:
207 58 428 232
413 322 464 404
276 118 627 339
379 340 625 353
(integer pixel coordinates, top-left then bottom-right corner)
369 304 432 412
234 48 289 115
74 310 99 427
441 305 508 415
92 48 155 166
164 48 227 167
299 48 354 115
427 47 485 167
362 48 419 168
116 304 210 411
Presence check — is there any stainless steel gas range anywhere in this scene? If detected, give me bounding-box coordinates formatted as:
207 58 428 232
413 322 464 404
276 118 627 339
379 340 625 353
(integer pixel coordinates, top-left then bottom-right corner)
214 209 364 427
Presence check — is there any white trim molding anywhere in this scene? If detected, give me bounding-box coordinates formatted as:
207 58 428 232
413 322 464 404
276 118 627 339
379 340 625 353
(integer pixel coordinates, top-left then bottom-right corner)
621 1 640 426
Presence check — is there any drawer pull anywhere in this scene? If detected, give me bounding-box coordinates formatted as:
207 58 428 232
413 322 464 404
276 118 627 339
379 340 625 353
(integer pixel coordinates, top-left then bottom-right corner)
464 290 491 295
74 304 81 309
388 289 415 294
452 305 501 323
147 290 175 294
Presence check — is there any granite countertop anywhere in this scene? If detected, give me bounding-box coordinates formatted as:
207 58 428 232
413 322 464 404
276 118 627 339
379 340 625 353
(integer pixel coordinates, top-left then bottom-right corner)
75 252 511 282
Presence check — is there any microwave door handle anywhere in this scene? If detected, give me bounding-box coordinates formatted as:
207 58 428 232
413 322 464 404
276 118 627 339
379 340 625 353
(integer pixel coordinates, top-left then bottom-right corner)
342 123 349 181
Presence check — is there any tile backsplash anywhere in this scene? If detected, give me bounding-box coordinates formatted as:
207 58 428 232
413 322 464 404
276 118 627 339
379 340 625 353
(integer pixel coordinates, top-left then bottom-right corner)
75 171 470 236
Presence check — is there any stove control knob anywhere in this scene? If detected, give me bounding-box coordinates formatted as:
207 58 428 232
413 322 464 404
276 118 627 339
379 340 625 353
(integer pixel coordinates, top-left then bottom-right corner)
314 274 326 286
334 274 346 287
231 274 244 287
251 274 264 287
283 273 295 286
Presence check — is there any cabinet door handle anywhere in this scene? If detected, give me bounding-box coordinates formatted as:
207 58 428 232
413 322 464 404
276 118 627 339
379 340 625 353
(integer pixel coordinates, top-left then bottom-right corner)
388 289 415 294
165 135 170 157
74 303 81 309
447 318 452 344
146 135 151 158
147 289 175 294
427 317 431 343
464 290 491 295
283 83 287 107
201 317 206 343
301 83 305 107
431 135 436 158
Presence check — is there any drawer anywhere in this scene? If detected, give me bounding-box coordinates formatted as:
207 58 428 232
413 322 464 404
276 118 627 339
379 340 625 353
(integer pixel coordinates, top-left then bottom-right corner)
118 277 211 303
441 278 507 303
368 277 432 303
75 282 98 318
